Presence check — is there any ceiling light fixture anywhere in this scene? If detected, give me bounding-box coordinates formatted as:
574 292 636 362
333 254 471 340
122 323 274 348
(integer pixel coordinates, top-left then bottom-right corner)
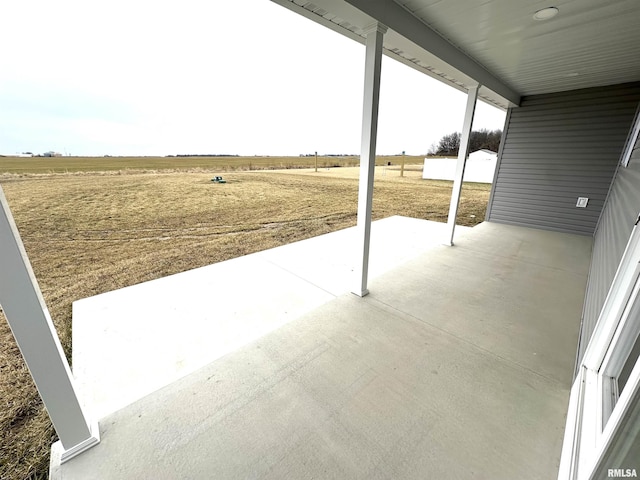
533 7 559 20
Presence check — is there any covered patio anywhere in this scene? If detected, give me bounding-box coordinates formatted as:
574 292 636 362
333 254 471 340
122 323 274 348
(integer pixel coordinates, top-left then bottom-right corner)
2 0 639 477
52 218 591 479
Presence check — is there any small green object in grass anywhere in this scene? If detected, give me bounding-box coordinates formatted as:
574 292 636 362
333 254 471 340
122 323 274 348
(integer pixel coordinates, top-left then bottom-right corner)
211 176 226 183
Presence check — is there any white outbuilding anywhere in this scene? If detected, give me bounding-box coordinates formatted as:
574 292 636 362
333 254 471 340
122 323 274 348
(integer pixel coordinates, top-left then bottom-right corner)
422 149 498 183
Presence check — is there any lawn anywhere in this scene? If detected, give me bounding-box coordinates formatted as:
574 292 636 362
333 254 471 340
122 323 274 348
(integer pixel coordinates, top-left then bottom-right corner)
0 154 425 174
0 162 490 479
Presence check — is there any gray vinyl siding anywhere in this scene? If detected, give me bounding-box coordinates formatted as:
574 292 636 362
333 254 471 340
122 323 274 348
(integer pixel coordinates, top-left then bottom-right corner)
577 127 640 366
487 83 640 235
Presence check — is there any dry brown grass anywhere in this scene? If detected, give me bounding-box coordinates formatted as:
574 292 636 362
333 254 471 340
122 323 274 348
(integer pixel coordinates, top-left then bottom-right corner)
0 154 425 175
0 168 490 479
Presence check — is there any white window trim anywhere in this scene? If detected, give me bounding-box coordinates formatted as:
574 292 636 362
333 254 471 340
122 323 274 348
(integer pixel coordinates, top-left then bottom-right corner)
621 103 640 167
591 358 640 476
559 217 640 480
582 220 640 372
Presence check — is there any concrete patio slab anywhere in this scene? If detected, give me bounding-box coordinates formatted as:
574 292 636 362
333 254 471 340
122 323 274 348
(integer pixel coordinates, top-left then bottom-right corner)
72 216 468 420
56 217 592 479
369 222 592 386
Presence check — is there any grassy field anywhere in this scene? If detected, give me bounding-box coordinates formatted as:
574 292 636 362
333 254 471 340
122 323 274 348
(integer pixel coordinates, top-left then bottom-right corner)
0 154 425 174
0 160 490 479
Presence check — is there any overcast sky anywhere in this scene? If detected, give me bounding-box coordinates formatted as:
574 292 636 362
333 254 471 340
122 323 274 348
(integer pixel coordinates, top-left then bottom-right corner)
0 0 505 157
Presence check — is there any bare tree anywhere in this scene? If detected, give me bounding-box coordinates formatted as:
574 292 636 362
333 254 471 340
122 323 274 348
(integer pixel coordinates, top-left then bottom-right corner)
430 129 501 156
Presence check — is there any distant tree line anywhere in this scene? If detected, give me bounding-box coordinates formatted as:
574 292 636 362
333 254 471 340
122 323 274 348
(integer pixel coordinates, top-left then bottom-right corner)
167 154 240 157
429 128 502 156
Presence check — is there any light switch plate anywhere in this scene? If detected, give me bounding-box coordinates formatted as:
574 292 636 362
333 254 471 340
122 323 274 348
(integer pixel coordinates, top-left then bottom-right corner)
576 197 589 208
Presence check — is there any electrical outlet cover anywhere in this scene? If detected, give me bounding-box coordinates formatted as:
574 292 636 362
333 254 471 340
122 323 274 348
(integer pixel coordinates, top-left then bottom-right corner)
576 197 589 208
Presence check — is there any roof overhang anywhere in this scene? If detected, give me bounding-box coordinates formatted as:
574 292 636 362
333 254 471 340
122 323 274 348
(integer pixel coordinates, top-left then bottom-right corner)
272 0 640 111
272 0 518 110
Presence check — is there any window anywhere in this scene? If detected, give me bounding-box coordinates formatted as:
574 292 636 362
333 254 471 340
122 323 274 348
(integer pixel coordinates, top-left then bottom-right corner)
599 273 640 429
559 218 640 479
619 334 640 394
590 391 640 480
621 103 640 167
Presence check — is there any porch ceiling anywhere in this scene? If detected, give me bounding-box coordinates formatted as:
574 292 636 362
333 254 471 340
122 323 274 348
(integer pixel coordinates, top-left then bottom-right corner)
273 0 640 110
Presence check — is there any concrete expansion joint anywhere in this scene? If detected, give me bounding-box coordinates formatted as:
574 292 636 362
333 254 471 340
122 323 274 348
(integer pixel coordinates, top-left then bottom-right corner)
262 258 338 298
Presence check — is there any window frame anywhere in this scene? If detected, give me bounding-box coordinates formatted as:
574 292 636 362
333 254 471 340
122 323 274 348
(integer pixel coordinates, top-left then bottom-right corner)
621 103 640 167
559 218 640 480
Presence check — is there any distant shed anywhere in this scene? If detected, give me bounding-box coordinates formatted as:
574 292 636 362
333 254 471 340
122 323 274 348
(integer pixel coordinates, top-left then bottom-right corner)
422 149 497 183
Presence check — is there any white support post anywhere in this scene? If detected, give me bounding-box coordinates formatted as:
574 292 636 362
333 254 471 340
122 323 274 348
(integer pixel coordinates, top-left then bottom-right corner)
445 84 480 246
353 22 386 297
0 187 99 463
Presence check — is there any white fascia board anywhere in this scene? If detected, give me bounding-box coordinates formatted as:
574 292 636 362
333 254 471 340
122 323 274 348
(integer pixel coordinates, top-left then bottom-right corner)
382 29 509 110
343 0 521 107
382 30 471 90
271 0 515 109
270 0 371 44
271 1 468 96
